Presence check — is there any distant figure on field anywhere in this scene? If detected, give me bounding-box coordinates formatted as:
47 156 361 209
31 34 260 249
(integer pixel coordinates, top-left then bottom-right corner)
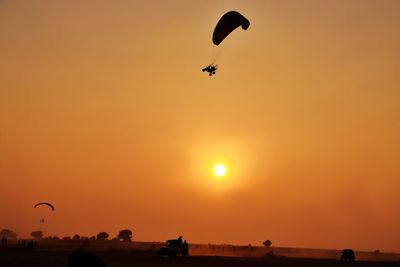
177 236 183 248
182 240 189 257
341 249 355 262
1 236 7 247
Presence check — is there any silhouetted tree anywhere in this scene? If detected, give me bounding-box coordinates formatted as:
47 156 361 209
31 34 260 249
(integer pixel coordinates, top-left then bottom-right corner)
117 229 132 242
73 234 81 241
89 236 96 241
0 229 17 239
62 236 71 241
111 237 119 242
31 231 43 239
96 232 109 241
263 240 272 247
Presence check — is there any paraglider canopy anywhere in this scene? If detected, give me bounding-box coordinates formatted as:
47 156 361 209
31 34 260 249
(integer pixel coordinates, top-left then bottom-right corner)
212 11 250 46
34 202 55 211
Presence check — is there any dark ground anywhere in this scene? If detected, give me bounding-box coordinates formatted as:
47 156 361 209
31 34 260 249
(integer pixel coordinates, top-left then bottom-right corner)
1 249 399 267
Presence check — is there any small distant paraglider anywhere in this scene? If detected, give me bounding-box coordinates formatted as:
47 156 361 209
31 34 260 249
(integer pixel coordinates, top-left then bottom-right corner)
34 202 55 223
203 11 250 76
34 202 55 211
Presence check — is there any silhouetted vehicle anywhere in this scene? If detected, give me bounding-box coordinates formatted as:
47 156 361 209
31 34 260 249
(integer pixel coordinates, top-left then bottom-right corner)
341 249 355 262
159 239 184 257
202 64 218 76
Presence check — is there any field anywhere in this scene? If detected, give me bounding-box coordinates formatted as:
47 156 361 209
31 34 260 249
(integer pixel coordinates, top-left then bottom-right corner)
1 240 399 267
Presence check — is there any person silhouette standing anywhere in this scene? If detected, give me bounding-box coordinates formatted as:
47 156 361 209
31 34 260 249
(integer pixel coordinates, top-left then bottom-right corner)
177 236 183 249
182 240 189 257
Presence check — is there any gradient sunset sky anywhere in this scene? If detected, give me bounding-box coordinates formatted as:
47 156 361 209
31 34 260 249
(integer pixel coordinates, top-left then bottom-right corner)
1 0 399 252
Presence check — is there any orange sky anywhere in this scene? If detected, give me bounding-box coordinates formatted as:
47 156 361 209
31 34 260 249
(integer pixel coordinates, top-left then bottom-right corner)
1 0 400 252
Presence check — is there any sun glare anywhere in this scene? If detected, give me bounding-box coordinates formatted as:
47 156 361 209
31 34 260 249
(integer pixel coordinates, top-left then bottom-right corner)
213 164 227 177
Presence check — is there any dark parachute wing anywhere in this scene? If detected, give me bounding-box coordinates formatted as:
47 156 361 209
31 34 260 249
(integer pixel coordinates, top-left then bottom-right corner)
212 11 250 46
34 202 55 211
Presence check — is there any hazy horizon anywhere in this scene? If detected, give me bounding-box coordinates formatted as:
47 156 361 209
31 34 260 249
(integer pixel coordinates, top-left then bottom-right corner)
1 0 399 252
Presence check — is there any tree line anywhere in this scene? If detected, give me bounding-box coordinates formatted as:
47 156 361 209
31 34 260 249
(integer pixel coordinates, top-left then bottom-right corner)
1 228 133 242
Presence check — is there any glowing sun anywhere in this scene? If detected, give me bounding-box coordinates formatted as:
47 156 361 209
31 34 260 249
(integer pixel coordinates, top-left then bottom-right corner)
213 164 227 177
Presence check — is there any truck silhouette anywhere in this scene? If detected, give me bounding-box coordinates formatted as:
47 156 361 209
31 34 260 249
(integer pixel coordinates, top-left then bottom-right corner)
340 249 355 262
159 239 183 257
